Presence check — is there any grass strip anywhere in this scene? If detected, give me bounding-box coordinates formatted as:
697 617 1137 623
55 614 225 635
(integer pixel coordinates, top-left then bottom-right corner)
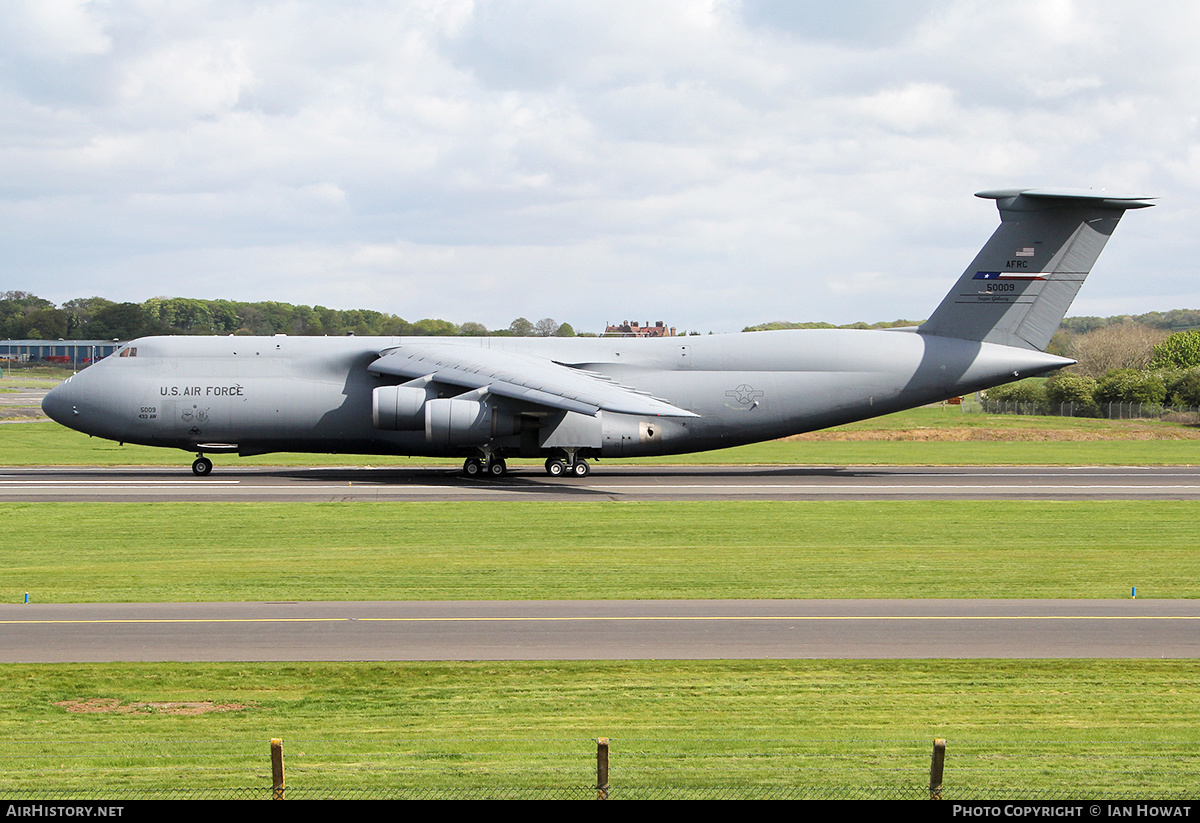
6 405 1200 466
0 659 1196 797
2 501 1197 602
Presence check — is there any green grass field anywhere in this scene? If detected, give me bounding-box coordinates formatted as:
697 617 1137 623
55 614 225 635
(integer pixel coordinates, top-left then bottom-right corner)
1 660 1197 798
5 405 1200 466
4 405 1200 797
4 499 1198 796
1 500 1196 602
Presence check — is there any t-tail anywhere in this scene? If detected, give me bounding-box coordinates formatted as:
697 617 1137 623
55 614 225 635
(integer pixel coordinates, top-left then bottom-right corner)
919 188 1154 351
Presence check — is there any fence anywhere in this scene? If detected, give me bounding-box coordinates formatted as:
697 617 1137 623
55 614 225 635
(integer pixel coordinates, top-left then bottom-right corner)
3 737 1200 800
976 399 1200 422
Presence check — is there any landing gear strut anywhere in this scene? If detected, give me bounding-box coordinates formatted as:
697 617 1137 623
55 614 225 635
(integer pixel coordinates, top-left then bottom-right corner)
191 455 213 477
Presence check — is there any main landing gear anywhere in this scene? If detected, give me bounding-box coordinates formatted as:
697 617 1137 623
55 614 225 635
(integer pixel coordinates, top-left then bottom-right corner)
463 456 508 478
460 454 592 478
191 455 213 476
544 456 590 478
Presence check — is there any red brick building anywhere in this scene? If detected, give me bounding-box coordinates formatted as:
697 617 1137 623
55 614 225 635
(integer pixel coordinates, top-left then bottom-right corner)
603 320 675 337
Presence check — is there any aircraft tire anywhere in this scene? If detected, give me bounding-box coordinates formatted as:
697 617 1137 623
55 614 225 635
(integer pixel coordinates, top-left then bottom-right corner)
571 460 590 478
192 457 213 477
487 459 507 477
463 458 483 478
545 459 566 477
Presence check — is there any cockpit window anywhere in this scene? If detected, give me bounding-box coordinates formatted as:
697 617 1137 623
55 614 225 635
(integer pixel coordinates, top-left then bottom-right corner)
118 347 138 357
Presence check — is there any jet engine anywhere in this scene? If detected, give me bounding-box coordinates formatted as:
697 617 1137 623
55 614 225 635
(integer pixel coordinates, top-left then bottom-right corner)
424 398 521 446
372 385 431 431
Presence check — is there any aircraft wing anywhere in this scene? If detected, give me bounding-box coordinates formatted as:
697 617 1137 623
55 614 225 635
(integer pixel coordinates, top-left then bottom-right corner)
368 345 699 418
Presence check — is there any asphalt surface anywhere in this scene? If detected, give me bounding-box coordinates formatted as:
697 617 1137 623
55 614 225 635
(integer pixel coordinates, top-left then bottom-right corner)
2 599 1195 662
0 385 50 421
5 386 1197 663
5 464 1200 501
4 464 1198 661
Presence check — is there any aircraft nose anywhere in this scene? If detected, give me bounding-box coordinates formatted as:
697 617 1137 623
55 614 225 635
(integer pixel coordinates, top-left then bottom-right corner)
41 379 78 426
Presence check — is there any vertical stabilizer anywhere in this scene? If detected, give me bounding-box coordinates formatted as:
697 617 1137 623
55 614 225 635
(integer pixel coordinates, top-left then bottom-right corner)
919 189 1153 351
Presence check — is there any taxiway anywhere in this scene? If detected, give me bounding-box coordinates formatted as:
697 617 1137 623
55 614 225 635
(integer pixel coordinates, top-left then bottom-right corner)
1 599 1194 662
4 464 1200 501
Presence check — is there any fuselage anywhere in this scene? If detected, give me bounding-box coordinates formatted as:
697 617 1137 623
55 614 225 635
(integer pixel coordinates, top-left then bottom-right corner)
41 329 1071 461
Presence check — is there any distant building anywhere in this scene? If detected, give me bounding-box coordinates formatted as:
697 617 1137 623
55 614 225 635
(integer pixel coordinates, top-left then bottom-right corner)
603 320 675 338
0 340 123 367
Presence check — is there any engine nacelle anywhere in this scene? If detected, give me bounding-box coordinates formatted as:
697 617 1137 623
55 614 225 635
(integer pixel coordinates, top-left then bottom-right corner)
425 398 521 446
372 385 431 431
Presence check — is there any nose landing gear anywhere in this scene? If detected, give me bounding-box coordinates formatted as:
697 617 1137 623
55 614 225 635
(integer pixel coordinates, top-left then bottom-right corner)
191 455 213 476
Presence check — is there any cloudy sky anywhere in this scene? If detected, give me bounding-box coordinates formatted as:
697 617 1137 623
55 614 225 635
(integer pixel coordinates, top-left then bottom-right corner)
2 0 1197 333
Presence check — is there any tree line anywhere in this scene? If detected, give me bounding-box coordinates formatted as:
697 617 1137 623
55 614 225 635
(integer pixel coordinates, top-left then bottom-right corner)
0 292 578 340
988 327 1200 410
6 291 1199 407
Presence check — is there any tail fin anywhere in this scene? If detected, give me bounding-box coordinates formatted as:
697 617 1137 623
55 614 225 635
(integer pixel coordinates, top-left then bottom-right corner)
919 188 1154 351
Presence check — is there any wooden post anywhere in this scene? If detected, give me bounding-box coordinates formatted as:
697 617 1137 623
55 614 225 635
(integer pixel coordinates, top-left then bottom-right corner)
271 738 285 800
929 738 946 800
596 738 610 800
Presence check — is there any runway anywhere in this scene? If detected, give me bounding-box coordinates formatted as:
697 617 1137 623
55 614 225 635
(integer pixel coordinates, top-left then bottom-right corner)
1 599 1195 662
4 464 1200 501
5 462 1197 662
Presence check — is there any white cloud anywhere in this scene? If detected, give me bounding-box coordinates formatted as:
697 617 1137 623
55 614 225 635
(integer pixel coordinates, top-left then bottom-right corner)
1 0 1197 331
3 0 112 59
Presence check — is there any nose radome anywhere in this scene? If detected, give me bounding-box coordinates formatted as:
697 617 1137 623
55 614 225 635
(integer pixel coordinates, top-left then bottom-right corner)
41 379 77 426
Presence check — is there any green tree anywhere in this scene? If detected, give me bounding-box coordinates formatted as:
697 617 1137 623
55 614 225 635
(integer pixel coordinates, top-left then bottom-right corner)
61 297 115 336
1045 373 1099 415
411 319 459 336
1094 369 1166 406
508 317 535 337
89 303 156 340
1161 367 1200 407
14 308 69 339
162 298 213 332
1149 330 1200 370
0 292 55 337
985 379 1047 404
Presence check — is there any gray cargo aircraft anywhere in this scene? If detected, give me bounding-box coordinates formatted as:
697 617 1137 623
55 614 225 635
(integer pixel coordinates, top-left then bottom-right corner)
42 188 1152 478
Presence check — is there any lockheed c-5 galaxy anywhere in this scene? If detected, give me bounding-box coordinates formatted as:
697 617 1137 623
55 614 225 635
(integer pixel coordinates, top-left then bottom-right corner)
42 188 1152 478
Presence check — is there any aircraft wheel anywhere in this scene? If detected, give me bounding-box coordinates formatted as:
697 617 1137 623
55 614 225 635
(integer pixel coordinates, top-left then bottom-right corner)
463 458 483 478
192 457 213 477
545 458 566 477
487 458 507 477
571 460 590 478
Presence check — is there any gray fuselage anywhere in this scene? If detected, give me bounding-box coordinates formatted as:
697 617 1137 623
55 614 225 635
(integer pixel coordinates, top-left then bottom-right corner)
42 329 1070 461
